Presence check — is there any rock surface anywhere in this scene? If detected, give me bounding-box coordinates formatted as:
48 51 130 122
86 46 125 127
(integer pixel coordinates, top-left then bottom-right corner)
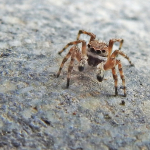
0 0 150 149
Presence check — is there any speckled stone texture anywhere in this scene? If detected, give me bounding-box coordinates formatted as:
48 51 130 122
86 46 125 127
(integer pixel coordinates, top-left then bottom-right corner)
0 0 150 150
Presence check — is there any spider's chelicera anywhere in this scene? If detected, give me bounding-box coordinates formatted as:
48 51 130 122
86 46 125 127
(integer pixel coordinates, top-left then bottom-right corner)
56 30 134 96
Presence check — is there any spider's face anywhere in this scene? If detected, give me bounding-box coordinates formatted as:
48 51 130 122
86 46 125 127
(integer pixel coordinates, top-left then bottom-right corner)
88 40 108 57
88 47 108 57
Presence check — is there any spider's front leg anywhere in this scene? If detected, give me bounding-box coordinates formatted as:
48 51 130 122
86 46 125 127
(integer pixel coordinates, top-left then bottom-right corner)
111 59 127 96
97 58 120 96
104 50 133 96
56 46 76 78
97 58 121 96
57 40 88 87
57 46 80 88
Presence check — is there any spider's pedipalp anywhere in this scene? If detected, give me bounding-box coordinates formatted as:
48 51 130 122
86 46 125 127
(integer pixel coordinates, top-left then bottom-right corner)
97 70 104 82
96 62 105 82
78 55 88 71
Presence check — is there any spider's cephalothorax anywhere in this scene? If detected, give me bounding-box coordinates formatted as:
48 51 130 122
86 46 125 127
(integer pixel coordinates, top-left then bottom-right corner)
56 30 134 96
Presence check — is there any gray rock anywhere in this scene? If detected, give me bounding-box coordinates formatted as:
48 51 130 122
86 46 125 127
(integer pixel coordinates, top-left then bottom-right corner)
0 0 150 149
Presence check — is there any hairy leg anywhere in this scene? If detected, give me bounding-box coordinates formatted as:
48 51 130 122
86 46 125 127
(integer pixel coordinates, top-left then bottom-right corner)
58 40 88 71
108 39 124 58
116 60 126 96
58 40 86 55
77 30 96 42
57 46 78 77
66 51 76 88
111 50 134 66
112 67 118 96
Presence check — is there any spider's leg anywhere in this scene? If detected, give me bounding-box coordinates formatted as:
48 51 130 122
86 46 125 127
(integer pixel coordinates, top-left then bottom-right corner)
57 47 75 77
77 30 96 42
66 48 85 87
112 67 118 96
60 40 87 72
116 60 126 97
102 56 119 96
108 39 124 58
111 50 134 66
104 49 131 96
58 40 86 55
66 50 76 88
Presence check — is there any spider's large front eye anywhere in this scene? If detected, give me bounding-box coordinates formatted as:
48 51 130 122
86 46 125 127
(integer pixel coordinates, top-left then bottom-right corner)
90 48 95 53
102 50 106 53
88 44 90 48
96 50 101 54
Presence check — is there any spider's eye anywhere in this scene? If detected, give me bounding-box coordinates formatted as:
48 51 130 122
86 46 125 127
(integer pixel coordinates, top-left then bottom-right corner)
96 50 101 54
102 50 106 53
90 48 95 53
88 44 90 48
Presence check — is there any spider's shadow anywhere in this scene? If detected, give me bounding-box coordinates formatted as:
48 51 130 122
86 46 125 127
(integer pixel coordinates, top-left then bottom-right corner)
53 66 128 98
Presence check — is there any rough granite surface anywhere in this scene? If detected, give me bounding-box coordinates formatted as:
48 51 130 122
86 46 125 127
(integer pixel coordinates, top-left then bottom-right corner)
0 0 150 150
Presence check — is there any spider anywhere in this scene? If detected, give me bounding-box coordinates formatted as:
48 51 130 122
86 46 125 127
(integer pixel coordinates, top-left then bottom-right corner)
56 30 134 96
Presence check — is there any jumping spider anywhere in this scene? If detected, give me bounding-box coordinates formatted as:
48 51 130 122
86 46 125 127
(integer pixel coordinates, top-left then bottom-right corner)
56 30 134 96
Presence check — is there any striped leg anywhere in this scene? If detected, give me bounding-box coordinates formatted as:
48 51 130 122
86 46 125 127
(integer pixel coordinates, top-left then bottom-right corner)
57 47 77 77
116 60 126 96
111 50 134 66
76 30 96 42
58 40 86 55
58 40 87 72
108 39 124 58
66 51 76 88
112 67 118 96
